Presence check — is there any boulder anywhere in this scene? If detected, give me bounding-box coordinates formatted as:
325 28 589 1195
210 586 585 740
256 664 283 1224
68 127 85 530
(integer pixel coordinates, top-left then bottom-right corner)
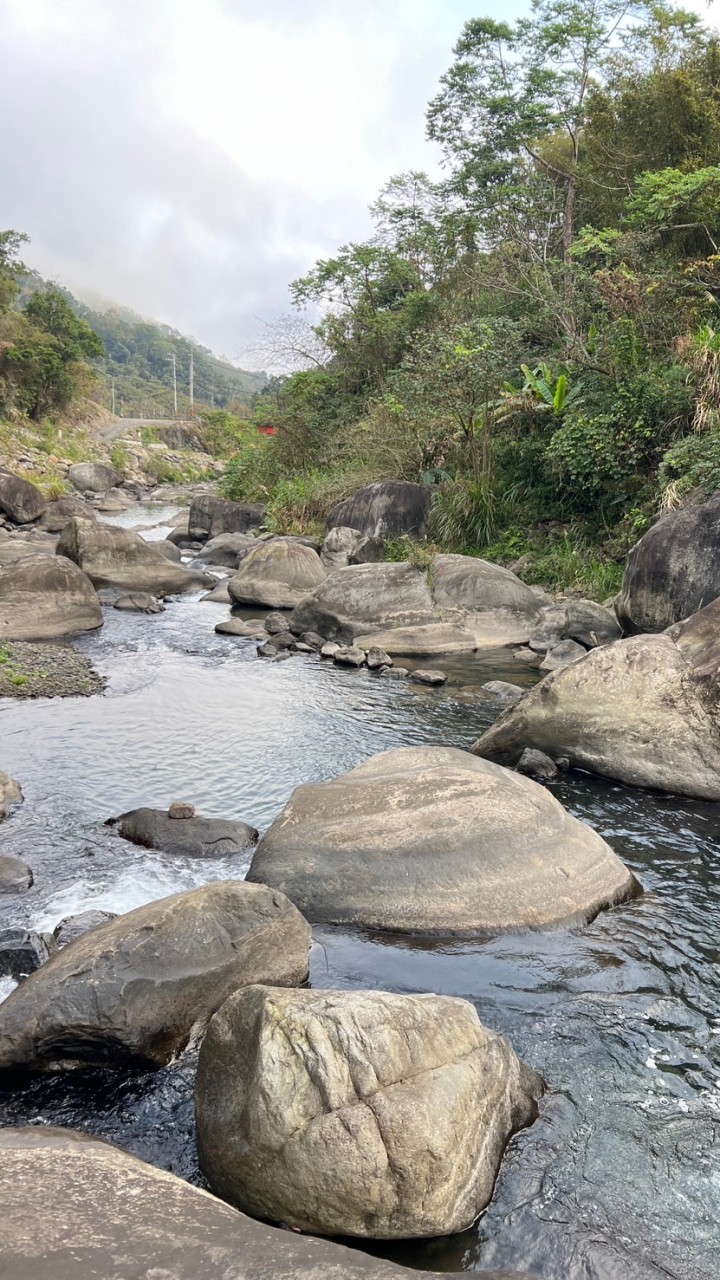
0 771 23 819
264 611 289 634
320 525 363 571
562 598 622 648
113 593 165 614
196 532 258 567
299 629 325 651
228 541 326 610
0 928 56 981
291 557 543 652
539 639 587 671
350 534 385 564
196 986 543 1239
0 556 103 641
246 746 639 933
155 538 182 562
411 669 447 686
516 748 559 782
0 472 47 524
0 853 33 894
111 806 258 857
481 680 525 704
57 518 212 594
320 641 340 658
333 645 366 667
472 597 720 799
189 495 264 541
202 579 232 603
36 495 96 532
616 490 720 632
0 881 311 1071
327 481 431 539
366 645 393 669
53 910 117 947
68 462 123 493
0 1127 536 1280
215 617 264 637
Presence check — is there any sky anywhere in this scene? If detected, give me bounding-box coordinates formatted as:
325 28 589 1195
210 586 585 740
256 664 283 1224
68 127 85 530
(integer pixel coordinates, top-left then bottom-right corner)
0 0 513 365
0 0 713 366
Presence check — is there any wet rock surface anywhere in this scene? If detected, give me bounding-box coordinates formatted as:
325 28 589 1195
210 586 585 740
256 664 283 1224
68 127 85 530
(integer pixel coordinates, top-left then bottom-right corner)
111 805 258 857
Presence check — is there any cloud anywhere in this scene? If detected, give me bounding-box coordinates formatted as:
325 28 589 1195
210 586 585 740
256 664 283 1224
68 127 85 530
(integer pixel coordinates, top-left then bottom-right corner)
0 0 485 360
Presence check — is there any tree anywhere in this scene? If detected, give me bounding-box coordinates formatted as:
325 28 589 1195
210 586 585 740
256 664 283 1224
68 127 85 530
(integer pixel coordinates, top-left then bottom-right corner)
0 230 28 315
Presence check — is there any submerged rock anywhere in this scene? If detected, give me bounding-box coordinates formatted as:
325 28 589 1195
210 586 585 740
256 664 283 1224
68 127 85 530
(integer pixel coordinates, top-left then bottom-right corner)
411 668 447 686
111 806 258 857
472 596 720 799
481 680 525 704
0 556 103 641
228 541 326 610
113 592 165 613
0 771 23 820
0 882 311 1071
196 985 543 1239
246 746 639 934
0 1127 537 1280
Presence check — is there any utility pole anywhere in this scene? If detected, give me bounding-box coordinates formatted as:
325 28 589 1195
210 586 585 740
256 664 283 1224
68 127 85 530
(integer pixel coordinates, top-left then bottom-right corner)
168 353 178 417
189 349 194 414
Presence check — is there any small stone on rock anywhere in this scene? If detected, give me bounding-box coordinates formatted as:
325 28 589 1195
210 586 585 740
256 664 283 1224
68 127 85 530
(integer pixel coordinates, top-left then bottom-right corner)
168 802 196 820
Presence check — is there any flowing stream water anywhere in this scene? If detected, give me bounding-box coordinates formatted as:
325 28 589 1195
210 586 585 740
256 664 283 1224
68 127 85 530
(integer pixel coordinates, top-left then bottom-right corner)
0 504 718 1280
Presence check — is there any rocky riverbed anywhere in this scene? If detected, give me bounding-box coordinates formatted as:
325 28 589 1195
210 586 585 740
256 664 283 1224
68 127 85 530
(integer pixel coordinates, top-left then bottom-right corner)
1 493 719 1280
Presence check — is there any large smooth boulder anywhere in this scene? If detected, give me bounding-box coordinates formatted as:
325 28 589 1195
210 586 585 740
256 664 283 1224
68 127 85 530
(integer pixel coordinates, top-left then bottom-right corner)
0 1129 535 1280
112 806 258 857
0 556 103 641
189 495 264 540
472 597 720 800
57 518 212 594
0 771 23 819
327 481 430 539
0 882 311 1071
617 491 720 632
228 540 326 610
68 462 122 493
291 556 543 652
196 986 543 1239
196 531 257 566
36 495 97 532
247 746 639 933
0 472 47 524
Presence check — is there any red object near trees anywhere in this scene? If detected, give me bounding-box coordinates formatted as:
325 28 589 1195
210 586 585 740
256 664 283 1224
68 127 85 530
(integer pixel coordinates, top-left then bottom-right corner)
256 424 276 436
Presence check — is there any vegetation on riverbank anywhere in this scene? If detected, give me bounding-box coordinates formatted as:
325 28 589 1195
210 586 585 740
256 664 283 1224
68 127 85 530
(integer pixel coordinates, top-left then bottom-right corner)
218 0 720 597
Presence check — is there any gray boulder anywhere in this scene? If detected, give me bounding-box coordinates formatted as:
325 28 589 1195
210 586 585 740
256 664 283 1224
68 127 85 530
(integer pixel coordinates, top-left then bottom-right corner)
333 644 366 667
0 1127 536 1280
0 472 47 524
617 490 720 632
562 598 622 648
215 617 265 637
516 749 559 782
68 462 123 493
472 596 720 799
320 525 363 570
0 771 23 819
37 495 96 532
0 556 103 641
246 746 639 933
0 928 56 981
228 540 326 610
53 910 117 947
0 853 33 894
112 805 258 857
202 579 232 603
481 680 525 704
539 639 587 671
196 985 543 1239
0 881 311 1071
291 556 543 653
155 538 182 562
327 481 430 539
113 593 165 614
57 518 212 594
197 532 258 567
189 495 264 540
411 668 447 686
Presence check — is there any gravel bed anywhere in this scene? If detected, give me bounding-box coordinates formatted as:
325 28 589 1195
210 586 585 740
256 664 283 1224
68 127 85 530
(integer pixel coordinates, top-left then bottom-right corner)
0 641 105 699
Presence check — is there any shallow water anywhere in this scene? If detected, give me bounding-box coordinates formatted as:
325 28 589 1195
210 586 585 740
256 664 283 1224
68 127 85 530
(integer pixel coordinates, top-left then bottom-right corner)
0 506 718 1280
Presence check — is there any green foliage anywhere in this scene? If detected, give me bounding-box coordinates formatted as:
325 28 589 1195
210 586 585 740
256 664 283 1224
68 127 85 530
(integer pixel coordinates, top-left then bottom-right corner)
218 435 281 503
264 465 379 535
658 430 720 502
384 534 437 573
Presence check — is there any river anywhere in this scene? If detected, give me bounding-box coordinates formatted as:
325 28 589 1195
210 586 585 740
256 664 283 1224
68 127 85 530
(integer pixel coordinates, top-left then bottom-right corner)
0 504 718 1280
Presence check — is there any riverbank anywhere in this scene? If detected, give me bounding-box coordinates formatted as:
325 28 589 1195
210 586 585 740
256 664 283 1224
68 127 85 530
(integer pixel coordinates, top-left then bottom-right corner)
0 641 104 699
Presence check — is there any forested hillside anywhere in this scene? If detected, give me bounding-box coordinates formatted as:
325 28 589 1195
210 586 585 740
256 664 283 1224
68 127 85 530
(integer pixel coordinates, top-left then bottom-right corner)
221 0 720 596
0 243 266 426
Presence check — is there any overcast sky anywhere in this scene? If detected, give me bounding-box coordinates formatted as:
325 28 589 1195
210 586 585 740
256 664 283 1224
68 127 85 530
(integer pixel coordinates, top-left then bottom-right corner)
0 0 712 365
